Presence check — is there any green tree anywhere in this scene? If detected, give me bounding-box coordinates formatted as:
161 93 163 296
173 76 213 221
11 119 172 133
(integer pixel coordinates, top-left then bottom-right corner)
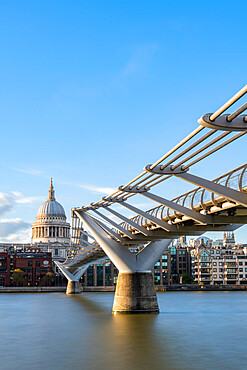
43 272 53 286
182 272 193 284
12 269 24 287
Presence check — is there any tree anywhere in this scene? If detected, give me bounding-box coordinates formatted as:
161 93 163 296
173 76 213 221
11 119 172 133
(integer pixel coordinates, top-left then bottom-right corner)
43 272 53 286
182 272 193 284
12 269 24 287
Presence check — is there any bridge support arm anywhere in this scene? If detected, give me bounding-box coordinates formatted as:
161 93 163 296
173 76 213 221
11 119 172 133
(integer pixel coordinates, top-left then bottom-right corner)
75 210 173 313
92 209 134 239
75 211 137 272
55 261 83 294
136 239 172 271
103 206 151 236
175 172 247 208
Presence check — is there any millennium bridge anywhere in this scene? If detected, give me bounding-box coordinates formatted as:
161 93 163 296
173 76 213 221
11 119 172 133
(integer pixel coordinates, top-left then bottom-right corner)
56 85 247 313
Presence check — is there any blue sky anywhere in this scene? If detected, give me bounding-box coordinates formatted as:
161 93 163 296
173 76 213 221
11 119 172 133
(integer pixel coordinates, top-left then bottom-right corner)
0 0 246 243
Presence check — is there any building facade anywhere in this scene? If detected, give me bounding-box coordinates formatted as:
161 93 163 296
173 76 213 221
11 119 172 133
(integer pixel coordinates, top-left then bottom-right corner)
153 245 191 285
0 247 52 287
32 179 70 244
191 239 247 285
31 179 70 261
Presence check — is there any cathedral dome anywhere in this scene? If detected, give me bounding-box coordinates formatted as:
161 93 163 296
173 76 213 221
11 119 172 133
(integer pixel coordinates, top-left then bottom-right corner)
36 179 66 218
37 200 65 217
32 179 70 246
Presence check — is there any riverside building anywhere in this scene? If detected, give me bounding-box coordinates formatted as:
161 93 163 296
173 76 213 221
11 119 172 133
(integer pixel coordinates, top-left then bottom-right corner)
0 248 52 287
191 237 247 285
153 244 191 285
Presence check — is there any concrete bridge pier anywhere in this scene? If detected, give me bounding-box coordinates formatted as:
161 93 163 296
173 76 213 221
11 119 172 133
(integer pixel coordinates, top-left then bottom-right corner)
66 280 82 294
113 272 158 313
76 211 172 314
55 262 89 295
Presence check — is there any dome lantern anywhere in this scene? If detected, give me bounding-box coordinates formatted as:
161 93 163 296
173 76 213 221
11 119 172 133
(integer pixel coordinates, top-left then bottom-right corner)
48 178 55 201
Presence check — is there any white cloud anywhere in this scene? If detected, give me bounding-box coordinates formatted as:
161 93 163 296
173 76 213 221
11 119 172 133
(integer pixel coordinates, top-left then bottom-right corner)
78 184 116 195
0 191 42 241
11 191 43 204
0 192 14 216
0 218 30 239
61 180 116 195
0 227 31 243
12 166 44 176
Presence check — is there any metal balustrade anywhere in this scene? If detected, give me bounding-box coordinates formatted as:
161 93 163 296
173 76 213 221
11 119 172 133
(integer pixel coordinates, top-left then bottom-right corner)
119 164 247 233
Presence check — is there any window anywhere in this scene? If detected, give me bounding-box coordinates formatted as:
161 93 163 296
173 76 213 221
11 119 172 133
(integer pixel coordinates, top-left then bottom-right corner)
239 268 243 272
213 262 217 266
55 249 58 256
200 251 210 262
240 274 243 278
171 247 176 255
36 261 40 267
239 262 243 265
28 261 32 267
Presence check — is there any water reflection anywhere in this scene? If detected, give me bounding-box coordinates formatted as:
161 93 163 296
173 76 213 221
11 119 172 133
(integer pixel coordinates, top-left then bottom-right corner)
0 292 247 370
70 294 174 369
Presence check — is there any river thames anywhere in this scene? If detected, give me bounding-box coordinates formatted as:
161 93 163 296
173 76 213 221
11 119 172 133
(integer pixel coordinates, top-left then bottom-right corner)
0 291 247 369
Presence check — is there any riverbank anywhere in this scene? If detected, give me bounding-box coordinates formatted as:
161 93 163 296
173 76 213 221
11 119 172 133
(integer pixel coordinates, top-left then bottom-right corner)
0 287 66 293
0 284 247 293
156 284 247 291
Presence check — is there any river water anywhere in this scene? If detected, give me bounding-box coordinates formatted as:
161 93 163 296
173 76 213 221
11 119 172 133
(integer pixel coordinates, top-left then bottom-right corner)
0 291 247 370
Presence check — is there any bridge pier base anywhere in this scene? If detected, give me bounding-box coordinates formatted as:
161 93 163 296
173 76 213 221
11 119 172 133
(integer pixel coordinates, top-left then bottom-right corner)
66 281 82 294
112 272 159 314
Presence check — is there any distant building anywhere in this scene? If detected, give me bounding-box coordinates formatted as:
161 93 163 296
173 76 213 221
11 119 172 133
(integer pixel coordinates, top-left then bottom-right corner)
0 247 52 287
153 245 191 285
212 239 223 247
82 262 118 287
0 180 71 262
223 232 235 247
189 236 212 248
191 239 247 285
31 179 70 261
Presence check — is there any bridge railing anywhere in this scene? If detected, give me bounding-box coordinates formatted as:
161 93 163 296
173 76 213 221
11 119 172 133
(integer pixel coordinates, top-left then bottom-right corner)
119 164 247 232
